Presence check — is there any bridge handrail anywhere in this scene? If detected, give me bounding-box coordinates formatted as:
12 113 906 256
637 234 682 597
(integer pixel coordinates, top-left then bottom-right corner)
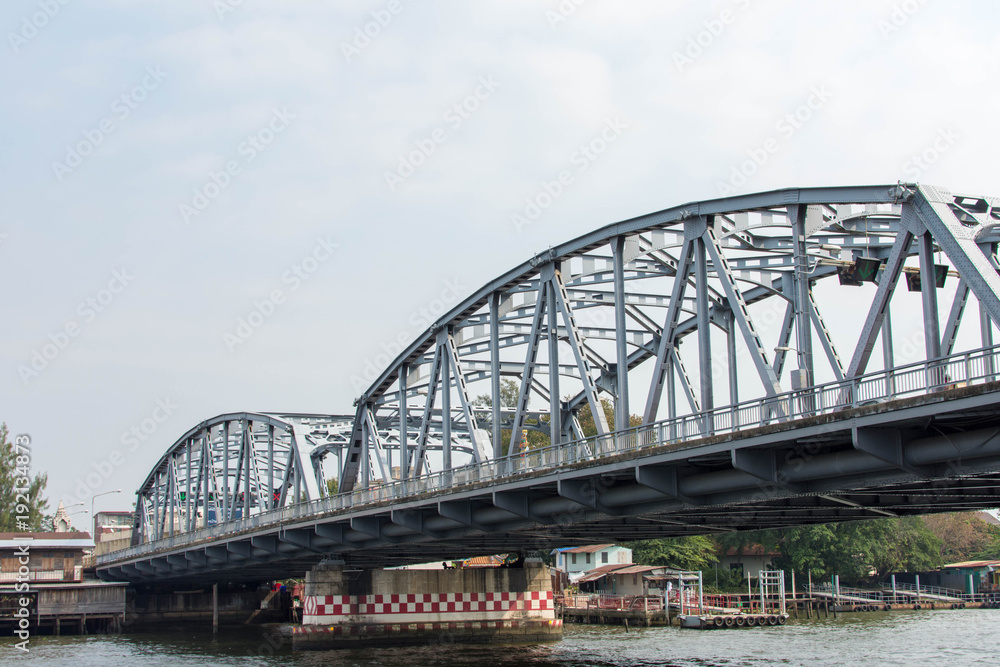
99 344 1000 566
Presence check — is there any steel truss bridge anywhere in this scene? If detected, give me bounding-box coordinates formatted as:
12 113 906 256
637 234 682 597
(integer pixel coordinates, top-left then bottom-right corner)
99 183 1000 583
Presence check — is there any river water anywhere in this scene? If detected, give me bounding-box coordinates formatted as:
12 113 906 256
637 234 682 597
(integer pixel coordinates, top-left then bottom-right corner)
7 609 998 666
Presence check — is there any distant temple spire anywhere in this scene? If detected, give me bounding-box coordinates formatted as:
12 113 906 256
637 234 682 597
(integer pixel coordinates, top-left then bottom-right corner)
53 500 72 532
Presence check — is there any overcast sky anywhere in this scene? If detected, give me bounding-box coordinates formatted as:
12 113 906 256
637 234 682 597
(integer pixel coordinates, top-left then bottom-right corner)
3 0 998 517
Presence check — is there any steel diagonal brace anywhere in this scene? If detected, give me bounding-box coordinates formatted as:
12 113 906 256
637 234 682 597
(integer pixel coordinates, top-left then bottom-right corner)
941 280 970 356
288 423 322 501
773 300 795 379
913 185 1000 328
364 407 390 484
644 236 694 424
808 290 845 381
702 226 784 400
671 346 701 414
443 330 487 462
552 269 610 436
845 207 915 380
413 343 444 476
338 402 367 493
509 278 549 455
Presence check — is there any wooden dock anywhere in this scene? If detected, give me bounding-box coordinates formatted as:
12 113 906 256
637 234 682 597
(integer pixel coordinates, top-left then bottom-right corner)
0 581 127 635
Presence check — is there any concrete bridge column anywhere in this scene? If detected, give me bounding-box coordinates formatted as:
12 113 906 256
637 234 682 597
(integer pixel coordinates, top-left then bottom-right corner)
303 559 347 599
294 558 562 650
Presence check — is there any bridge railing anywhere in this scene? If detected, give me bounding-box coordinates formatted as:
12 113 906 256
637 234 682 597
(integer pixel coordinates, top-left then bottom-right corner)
99 345 1000 566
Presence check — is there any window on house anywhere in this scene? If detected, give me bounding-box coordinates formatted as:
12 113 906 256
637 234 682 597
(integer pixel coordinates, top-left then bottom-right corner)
602 552 608 564
585 553 591 564
572 553 577 565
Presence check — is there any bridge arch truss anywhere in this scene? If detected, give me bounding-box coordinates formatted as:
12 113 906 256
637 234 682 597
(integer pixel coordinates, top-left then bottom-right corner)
342 183 1000 493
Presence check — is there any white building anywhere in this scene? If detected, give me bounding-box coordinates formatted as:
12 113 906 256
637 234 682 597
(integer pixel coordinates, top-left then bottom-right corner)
717 545 781 579
553 544 633 575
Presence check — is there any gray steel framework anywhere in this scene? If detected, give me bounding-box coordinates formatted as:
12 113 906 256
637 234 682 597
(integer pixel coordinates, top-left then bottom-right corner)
102 183 1000 582
340 183 1000 491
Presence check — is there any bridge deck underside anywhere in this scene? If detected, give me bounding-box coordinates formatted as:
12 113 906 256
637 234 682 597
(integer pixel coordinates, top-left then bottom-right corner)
99 384 1000 584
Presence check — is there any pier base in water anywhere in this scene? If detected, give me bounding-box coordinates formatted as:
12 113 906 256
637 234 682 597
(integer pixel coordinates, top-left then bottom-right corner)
290 559 562 650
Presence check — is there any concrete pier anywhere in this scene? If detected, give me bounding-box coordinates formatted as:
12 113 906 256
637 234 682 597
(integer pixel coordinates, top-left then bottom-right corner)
292 559 562 649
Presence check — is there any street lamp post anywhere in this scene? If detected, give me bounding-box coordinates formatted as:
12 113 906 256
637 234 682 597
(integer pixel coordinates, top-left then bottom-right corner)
91 489 122 538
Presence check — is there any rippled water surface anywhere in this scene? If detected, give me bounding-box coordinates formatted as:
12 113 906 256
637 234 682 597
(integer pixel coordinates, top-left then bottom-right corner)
7 609 1000 666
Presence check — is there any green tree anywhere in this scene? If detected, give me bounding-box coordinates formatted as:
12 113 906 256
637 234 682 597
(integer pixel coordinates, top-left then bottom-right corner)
922 512 1000 562
722 518 942 584
325 477 339 496
576 397 642 438
628 535 718 570
474 379 551 455
0 424 49 532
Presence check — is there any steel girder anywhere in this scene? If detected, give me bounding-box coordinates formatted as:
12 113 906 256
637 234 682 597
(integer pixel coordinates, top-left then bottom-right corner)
125 184 1000 553
101 382 1000 583
132 412 350 544
339 183 1000 494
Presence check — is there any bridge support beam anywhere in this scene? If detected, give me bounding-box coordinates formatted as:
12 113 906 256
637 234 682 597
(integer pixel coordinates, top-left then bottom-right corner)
296 560 560 650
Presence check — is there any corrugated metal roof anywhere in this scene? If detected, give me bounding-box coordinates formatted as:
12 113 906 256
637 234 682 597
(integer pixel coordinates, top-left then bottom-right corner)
976 511 1000 526
560 544 616 554
461 555 506 568
575 563 655 583
0 532 91 540
0 532 94 549
613 565 661 575
942 560 1000 569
